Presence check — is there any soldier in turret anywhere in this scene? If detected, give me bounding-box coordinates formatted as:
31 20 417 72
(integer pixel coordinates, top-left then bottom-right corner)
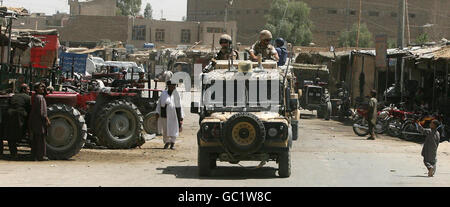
249 30 279 62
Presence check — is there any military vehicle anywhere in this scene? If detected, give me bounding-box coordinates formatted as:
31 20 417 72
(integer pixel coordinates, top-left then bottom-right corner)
291 63 332 120
191 60 299 178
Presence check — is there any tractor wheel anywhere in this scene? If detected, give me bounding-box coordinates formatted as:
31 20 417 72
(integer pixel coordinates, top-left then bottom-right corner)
46 105 87 160
94 100 144 149
278 150 291 178
223 112 265 155
143 111 159 135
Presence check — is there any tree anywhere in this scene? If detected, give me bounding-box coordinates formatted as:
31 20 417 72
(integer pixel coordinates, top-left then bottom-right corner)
116 0 142 17
415 33 429 45
264 0 313 46
143 3 153 19
338 23 373 48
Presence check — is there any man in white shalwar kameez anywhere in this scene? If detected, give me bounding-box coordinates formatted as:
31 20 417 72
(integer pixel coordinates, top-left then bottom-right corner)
156 81 184 149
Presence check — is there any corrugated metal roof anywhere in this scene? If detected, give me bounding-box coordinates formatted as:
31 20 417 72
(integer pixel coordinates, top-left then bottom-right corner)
433 46 450 60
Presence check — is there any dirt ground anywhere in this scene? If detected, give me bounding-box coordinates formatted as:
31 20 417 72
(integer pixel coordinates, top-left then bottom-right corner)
0 89 449 186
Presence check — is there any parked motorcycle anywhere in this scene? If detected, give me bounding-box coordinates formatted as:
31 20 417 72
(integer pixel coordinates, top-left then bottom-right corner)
352 108 386 136
401 110 443 141
336 86 352 120
384 103 413 137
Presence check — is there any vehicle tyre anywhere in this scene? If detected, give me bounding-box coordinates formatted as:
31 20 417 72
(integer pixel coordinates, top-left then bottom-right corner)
317 109 324 118
353 118 369 136
387 118 402 137
198 147 212 177
46 105 87 160
278 150 291 178
375 118 387 134
143 111 159 134
401 121 422 141
223 112 265 155
94 100 144 149
325 101 332 121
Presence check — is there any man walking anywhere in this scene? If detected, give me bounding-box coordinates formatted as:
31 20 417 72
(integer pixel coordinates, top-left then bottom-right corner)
156 81 184 150
367 89 378 140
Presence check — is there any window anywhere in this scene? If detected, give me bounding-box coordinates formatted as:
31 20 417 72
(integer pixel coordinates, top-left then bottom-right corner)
255 10 259 14
369 11 379 17
246 9 251 14
326 31 336 36
349 10 356 15
409 13 416 18
328 9 337 14
391 12 397 17
181 29 191 43
207 27 225 33
155 29 165 42
132 25 146 41
264 10 269 14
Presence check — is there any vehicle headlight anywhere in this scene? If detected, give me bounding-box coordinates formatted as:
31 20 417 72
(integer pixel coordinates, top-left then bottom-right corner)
268 128 278 137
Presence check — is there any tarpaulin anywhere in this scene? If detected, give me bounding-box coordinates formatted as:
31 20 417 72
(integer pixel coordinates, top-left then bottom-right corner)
30 34 59 68
59 52 88 74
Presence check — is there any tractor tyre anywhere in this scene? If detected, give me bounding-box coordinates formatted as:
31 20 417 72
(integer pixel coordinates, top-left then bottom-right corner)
46 105 87 160
94 100 144 149
223 112 265 155
143 111 159 135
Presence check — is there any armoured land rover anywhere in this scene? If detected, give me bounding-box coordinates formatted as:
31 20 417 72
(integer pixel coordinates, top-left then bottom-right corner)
191 60 299 178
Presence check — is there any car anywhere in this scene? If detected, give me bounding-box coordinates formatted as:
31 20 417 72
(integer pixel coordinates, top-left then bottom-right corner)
191 60 299 178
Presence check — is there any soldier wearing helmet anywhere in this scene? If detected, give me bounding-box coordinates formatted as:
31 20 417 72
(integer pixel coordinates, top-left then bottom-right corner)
215 34 239 60
249 30 279 62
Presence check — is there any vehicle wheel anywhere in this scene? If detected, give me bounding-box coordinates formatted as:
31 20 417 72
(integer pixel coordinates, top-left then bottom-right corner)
46 105 87 160
317 109 324 118
401 121 422 141
375 118 387 134
94 100 144 149
223 112 265 155
278 150 291 178
325 102 332 121
198 147 212 177
143 111 159 134
353 118 369 136
387 118 402 137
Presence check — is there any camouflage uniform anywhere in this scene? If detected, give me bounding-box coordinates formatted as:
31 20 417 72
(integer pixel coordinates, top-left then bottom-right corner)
249 41 277 60
216 48 239 60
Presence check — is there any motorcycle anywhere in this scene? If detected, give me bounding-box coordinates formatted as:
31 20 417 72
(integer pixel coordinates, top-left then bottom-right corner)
401 110 443 141
352 108 387 136
384 103 413 137
336 87 353 120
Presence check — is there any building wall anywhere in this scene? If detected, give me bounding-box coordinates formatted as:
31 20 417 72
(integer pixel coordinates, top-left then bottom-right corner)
68 0 116 16
187 0 450 46
59 15 129 45
127 19 237 48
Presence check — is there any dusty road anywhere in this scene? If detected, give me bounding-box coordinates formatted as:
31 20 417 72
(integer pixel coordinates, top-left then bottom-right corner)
0 90 449 186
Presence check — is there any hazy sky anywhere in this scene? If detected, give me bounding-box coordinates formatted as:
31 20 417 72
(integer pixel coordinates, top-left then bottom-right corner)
2 0 187 21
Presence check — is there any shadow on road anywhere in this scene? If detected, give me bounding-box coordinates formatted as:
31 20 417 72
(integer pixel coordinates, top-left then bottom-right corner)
156 165 279 180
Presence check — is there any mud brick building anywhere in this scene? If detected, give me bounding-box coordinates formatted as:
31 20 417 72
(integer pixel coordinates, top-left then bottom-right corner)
187 0 450 46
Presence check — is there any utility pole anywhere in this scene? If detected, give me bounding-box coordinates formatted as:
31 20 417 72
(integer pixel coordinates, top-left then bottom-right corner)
397 0 406 101
356 0 362 48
